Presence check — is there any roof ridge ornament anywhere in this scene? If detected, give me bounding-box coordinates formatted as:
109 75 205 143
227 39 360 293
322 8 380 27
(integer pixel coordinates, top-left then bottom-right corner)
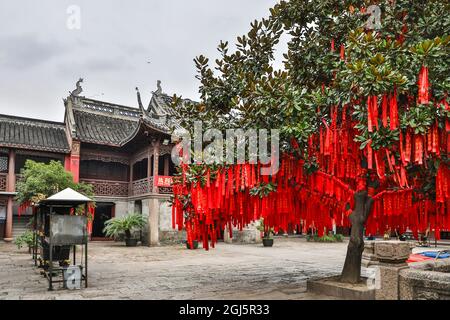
135 87 147 118
70 78 84 97
155 80 162 95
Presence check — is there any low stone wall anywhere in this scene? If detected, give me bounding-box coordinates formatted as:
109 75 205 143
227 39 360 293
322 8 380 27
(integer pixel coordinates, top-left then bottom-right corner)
399 258 450 300
158 198 186 244
224 222 262 244
160 230 186 245
307 276 375 300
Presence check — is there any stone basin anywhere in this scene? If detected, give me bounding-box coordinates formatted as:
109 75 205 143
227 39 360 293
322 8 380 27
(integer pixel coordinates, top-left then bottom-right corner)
400 258 450 300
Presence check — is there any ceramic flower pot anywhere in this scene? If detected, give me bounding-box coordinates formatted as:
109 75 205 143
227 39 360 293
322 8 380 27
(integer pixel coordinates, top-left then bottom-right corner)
125 238 138 247
262 238 274 247
186 240 199 250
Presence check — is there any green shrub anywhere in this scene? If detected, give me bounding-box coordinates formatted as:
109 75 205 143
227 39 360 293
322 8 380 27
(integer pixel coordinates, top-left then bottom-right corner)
256 218 274 239
14 230 34 249
306 234 318 242
318 234 336 242
306 233 344 243
334 234 344 242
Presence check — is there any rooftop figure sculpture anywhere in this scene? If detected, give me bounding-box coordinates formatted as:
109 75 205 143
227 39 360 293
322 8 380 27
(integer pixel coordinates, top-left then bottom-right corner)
70 78 84 97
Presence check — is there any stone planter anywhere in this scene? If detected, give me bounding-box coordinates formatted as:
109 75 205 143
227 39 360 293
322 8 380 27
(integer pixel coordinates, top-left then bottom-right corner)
363 240 415 267
399 257 450 300
374 241 411 264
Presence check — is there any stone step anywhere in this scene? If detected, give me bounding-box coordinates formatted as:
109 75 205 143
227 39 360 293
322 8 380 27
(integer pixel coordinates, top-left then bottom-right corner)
12 216 32 238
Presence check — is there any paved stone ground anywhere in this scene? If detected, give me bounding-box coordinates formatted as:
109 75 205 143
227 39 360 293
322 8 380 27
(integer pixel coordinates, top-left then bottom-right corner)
0 238 351 300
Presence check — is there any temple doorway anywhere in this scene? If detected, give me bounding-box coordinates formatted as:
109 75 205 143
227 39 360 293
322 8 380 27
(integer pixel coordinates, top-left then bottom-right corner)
92 203 115 240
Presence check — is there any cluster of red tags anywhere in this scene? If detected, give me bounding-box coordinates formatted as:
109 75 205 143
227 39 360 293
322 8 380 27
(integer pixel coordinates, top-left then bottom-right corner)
172 63 449 250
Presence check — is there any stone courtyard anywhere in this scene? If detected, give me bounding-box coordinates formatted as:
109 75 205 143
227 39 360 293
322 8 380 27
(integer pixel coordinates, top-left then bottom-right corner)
0 238 350 300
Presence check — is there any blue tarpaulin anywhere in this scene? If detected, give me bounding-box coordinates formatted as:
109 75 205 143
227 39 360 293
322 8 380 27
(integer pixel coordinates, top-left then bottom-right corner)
420 251 450 259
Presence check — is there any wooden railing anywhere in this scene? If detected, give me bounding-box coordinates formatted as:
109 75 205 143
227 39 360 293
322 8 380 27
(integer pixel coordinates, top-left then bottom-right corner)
0 173 6 191
80 176 172 197
80 179 129 197
158 187 173 195
131 177 153 196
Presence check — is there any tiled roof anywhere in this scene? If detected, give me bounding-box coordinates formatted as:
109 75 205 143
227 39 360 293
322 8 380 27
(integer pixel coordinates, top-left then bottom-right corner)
73 109 138 146
71 93 185 146
149 92 195 118
149 93 178 117
0 114 70 153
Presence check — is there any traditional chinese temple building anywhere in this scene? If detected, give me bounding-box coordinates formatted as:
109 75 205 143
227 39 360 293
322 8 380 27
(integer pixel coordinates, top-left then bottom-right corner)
0 80 187 244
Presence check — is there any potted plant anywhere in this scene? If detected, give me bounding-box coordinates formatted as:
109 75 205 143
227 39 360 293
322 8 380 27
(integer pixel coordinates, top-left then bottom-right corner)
257 218 274 247
103 213 146 247
186 239 199 250
14 230 34 253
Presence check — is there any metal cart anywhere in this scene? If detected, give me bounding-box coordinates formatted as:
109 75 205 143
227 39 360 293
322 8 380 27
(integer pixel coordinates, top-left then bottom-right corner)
32 188 92 291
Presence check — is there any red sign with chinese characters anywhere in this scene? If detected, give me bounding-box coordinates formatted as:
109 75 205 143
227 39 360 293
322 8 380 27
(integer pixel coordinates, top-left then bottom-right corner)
155 176 173 187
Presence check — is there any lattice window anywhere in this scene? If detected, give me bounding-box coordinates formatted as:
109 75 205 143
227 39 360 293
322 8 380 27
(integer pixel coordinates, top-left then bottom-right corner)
95 183 128 197
0 157 8 173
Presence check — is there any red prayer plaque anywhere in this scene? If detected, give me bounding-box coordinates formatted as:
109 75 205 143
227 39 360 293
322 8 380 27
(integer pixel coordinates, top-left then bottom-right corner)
155 176 173 187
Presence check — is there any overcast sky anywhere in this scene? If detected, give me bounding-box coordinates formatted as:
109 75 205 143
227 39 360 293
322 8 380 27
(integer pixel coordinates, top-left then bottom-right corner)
0 0 283 122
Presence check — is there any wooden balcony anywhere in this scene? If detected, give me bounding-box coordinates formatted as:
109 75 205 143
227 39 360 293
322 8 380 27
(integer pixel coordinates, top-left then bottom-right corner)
80 179 129 197
80 176 172 198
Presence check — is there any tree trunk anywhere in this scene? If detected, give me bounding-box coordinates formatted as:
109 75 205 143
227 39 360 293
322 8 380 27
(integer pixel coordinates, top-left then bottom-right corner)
340 191 373 284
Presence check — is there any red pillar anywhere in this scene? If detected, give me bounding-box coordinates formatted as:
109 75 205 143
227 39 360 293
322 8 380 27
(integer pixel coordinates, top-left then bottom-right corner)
64 155 71 171
66 141 80 183
4 149 15 241
71 156 80 183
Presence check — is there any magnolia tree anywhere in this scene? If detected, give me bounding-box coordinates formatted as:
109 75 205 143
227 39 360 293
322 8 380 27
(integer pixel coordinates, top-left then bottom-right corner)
170 0 449 283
